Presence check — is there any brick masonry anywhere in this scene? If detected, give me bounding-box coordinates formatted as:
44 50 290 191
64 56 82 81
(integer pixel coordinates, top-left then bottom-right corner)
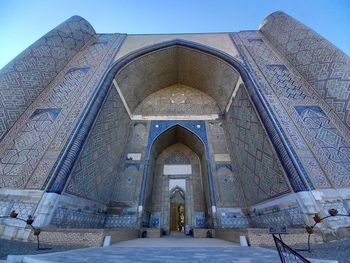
28 228 138 247
216 228 323 246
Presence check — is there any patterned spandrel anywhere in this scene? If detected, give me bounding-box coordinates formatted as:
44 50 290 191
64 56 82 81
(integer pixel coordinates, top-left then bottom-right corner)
0 34 126 190
225 85 290 205
0 16 95 140
65 87 130 203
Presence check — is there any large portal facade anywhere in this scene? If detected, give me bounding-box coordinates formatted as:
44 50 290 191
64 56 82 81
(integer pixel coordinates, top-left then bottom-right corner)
0 11 349 242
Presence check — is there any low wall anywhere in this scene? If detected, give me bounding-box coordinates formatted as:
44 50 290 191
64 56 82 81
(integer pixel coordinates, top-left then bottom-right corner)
27 228 138 247
193 229 215 238
105 229 139 244
140 228 162 238
29 228 104 247
0 220 31 241
215 228 323 246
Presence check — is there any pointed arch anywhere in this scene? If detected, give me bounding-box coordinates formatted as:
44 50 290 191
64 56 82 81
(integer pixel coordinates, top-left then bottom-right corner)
47 38 311 201
141 121 214 209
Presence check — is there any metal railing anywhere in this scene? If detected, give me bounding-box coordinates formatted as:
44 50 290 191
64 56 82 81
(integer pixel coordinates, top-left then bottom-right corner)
273 234 311 263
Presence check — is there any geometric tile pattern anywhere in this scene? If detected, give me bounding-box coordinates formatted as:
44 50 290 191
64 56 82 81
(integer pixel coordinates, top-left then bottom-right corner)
65 87 130 203
250 206 304 228
194 212 206 228
321 200 350 225
115 45 239 114
215 164 233 172
165 151 191 164
134 84 220 116
114 165 139 203
225 85 290 205
219 214 250 228
149 212 160 228
260 11 350 131
216 166 246 206
0 33 126 190
217 205 304 228
30 108 61 120
265 65 307 100
295 106 350 186
232 29 350 188
123 163 141 171
0 16 95 140
51 206 105 228
104 214 138 228
0 200 36 220
231 33 313 192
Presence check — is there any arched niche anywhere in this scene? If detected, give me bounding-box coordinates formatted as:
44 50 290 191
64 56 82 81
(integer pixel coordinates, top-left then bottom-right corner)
114 44 240 118
143 125 210 230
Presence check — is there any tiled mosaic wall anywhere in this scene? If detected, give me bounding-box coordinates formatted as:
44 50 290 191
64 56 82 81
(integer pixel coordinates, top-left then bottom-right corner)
44 193 107 228
0 189 41 220
134 84 220 116
0 16 95 140
104 215 138 228
260 11 350 131
224 85 291 205
51 205 106 228
217 205 304 228
206 121 246 208
111 122 148 207
319 199 350 228
0 29 126 190
232 28 350 189
65 86 131 203
1 12 349 235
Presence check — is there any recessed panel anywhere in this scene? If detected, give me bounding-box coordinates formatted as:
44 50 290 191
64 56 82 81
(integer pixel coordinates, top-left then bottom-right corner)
163 164 192 175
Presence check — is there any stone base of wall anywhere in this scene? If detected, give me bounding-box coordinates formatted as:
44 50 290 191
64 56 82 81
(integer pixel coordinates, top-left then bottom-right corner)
25 228 138 247
140 228 161 238
0 189 43 241
105 229 139 244
0 220 32 241
28 228 105 247
215 228 323 246
321 226 350 242
193 229 215 238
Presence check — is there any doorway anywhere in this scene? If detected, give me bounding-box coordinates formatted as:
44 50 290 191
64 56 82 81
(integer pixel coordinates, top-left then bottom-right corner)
143 125 210 233
170 185 185 232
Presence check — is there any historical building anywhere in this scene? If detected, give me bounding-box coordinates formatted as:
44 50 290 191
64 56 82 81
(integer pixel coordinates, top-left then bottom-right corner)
0 11 349 243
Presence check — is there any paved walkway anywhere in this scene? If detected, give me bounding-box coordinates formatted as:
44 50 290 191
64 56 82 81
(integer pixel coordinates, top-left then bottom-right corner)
0 239 84 260
22 237 281 263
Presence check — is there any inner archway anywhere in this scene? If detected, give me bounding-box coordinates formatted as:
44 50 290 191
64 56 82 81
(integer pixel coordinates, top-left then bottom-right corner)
114 44 241 119
170 186 185 232
144 125 210 234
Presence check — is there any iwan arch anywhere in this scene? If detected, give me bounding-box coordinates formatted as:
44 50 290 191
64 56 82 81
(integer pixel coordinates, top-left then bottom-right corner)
0 11 349 244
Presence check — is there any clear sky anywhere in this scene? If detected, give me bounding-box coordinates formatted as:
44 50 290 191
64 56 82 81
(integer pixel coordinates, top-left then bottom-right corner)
0 0 349 69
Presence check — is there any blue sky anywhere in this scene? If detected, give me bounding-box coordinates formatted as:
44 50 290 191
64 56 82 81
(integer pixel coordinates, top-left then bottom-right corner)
0 0 349 69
